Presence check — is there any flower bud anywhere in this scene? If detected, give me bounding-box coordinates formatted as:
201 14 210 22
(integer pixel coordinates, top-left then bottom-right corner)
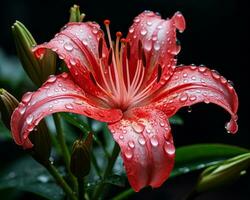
70 134 92 178
12 21 56 86
0 88 51 164
28 120 52 166
69 4 85 22
195 152 250 193
0 88 19 129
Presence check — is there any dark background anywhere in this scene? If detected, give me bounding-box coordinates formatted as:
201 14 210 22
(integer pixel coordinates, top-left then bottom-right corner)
0 0 249 199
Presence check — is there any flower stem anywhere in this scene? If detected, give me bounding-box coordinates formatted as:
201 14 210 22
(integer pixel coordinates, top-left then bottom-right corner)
92 142 120 200
53 113 77 189
77 178 85 200
111 188 134 200
45 162 77 200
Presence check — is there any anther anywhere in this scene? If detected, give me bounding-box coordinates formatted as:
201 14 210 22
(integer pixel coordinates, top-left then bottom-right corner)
138 40 142 59
126 42 131 60
157 64 162 82
98 37 103 58
116 31 122 38
104 19 110 25
90 73 97 85
108 49 113 66
142 49 147 67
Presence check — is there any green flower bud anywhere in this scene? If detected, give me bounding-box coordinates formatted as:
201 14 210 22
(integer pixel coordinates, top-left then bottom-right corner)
196 152 250 193
0 88 51 164
70 134 92 178
0 88 19 129
12 21 56 86
69 5 85 22
28 120 52 166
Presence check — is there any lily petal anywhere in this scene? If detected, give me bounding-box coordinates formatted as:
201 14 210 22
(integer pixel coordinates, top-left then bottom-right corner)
108 107 175 191
150 65 238 133
33 22 109 98
11 73 122 148
126 11 185 85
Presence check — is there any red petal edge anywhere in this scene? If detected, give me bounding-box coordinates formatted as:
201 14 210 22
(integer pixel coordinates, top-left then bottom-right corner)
108 107 175 191
33 22 109 98
11 73 122 148
150 65 238 133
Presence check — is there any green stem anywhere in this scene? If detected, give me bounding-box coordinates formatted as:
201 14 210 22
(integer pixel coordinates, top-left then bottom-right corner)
53 113 77 189
92 143 120 200
45 163 77 200
91 151 102 178
77 178 85 200
111 188 134 200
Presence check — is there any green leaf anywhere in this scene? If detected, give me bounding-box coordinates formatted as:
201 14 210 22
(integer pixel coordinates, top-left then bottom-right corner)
196 152 250 192
0 157 64 200
169 115 184 125
171 143 249 177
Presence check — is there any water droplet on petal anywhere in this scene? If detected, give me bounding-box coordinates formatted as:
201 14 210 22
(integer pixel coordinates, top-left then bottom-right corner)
65 103 74 110
26 114 34 125
191 76 196 80
179 93 188 102
128 141 135 149
19 106 26 115
150 136 159 147
140 29 147 36
211 70 220 79
22 92 33 103
124 149 133 159
146 21 152 26
119 135 124 140
198 66 207 73
160 122 165 127
129 27 134 33
164 141 175 155
132 122 145 133
62 73 68 78
138 136 146 145
189 95 197 101
64 42 74 51
144 40 152 51
225 119 238 134
69 59 76 66
154 43 161 51
47 75 57 83
134 17 140 23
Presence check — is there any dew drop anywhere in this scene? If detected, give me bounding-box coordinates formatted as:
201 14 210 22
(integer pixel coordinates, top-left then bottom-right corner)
69 59 76 66
227 80 234 87
150 136 159 147
211 70 220 79
26 114 34 125
140 29 147 36
119 135 124 140
183 73 188 78
62 73 68 78
37 175 49 183
160 122 165 127
65 103 74 110
154 43 161 51
138 136 146 145
198 66 207 73
47 75 57 83
74 100 83 105
129 27 134 33
19 107 26 115
124 149 133 159
64 42 74 51
191 76 196 80
157 25 163 29
163 141 175 155
128 141 135 149
22 92 33 103
134 17 140 23
146 21 152 26
189 95 197 101
179 93 188 102
144 40 152 51
132 122 145 133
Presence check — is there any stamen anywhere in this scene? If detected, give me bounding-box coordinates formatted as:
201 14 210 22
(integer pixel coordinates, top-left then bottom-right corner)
108 49 113 66
141 48 147 67
157 64 162 82
90 72 97 85
98 37 103 58
126 42 131 60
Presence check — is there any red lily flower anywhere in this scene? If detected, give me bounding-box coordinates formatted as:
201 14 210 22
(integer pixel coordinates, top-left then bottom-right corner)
11 11 238 191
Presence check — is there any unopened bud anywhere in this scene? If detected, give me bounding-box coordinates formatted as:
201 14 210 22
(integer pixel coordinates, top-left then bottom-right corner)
12 21 56 86
28 120 51 166
0 89 51 164
196 152 250 193
69 5 85 22
70 134 92 178
0 88 19 129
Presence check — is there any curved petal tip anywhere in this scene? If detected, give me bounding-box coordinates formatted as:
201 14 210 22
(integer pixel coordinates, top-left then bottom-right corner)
172 11 186 33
